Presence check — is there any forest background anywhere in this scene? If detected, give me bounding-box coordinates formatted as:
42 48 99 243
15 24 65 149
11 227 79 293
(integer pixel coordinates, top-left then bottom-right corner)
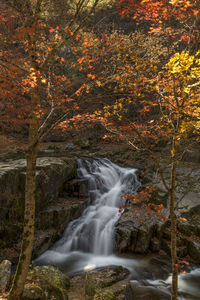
0 1 200 300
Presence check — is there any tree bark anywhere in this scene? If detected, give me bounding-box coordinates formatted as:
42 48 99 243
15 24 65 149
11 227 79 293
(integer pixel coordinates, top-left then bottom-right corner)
170 139 178 300
8 88 39 300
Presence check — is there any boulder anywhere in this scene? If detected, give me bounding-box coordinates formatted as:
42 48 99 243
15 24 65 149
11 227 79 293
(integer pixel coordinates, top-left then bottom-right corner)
68 266 129 299
22 265 70 300
0 259 11 292
85 266 130 290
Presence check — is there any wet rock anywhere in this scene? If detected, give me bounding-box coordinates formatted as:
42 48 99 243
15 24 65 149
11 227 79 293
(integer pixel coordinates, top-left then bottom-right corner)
147 256 171 279
115 218 155 254
63 179 88 198
69 266 130 299
0 260 11 292
124 281 170 300
34 198 86 257
33 229 57 258
22 265 70 300
188 241 200 262
115 220 138 253
86 266 130 288
36 198 86 230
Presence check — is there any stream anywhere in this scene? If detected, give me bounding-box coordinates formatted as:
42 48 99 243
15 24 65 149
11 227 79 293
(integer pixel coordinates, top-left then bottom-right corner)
36 158 200 299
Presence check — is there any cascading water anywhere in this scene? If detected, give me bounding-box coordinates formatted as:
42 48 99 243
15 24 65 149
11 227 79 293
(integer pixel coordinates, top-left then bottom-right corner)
36 158 200 299
36 158 140 273
53 158 140 256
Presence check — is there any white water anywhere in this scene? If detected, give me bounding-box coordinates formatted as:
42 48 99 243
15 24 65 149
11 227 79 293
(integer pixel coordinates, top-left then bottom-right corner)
36 158 200 299
36 158 140 272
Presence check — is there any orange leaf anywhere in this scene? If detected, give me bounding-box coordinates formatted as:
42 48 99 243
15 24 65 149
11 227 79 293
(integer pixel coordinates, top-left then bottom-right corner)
179 217 187 222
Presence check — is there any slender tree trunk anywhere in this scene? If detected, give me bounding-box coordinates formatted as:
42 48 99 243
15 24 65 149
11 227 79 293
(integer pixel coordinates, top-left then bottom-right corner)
8 88 39 300
170 139 178 300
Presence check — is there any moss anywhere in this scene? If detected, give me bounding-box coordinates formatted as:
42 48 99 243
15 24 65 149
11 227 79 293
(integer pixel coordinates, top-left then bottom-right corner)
85 274 97 298
94 289 115 300
22 266 70 300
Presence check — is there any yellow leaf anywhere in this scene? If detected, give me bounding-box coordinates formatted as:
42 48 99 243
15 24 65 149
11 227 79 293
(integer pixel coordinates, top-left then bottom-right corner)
96 80 102 87
171 149 175 157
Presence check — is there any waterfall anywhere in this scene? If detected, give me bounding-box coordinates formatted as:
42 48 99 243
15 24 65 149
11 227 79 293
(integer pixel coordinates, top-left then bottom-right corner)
53 158 140 255
35 158 200 299
36 158 140 273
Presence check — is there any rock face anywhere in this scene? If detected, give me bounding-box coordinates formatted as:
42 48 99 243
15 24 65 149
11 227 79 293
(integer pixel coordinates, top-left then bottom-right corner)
33 197 86 258
22 265 70 300
0 157 87 262
0 260 11 293
115 160 200 262
115 213 164 255
115 218 156 254
0 157 76 221
115 209 200 262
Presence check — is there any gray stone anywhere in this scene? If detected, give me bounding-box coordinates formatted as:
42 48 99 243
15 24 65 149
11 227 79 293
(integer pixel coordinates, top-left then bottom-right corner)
0 259 11 292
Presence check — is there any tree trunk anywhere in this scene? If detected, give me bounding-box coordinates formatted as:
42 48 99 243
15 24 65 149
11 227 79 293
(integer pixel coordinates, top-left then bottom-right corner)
170 140 178 300
8 150 38 300
8 88 39 300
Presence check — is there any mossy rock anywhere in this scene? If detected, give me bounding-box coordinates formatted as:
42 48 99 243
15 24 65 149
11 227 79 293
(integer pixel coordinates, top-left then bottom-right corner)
94 288 115 300
22 265 70 300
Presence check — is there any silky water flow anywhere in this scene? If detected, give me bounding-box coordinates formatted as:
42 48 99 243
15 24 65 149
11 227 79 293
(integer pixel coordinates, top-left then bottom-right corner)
36 158 200 299
36 158 141 273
